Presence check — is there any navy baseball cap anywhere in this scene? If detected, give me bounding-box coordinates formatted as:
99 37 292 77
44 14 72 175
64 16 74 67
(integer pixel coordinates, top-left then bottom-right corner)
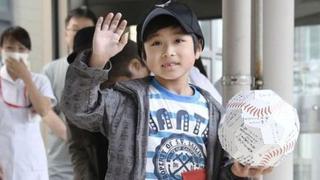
137 0 204 58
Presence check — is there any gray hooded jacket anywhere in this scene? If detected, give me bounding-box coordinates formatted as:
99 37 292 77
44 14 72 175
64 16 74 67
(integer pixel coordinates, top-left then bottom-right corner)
61 51 247 180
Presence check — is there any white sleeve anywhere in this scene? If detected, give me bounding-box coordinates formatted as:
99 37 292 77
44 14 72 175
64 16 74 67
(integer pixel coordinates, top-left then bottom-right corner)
33 74 57 106
189 67 222 104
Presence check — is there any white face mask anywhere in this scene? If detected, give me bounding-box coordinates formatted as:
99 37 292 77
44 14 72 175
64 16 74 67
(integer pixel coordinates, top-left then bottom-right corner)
1 50 30 69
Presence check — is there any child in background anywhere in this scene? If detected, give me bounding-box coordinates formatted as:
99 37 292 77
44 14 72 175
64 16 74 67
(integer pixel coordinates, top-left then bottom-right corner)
66 27 148 180
0 26 58 180
62 1 272 179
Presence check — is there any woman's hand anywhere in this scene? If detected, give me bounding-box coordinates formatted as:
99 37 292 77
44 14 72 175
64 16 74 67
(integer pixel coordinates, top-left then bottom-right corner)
90 12 128 68
5 58 31 81
231 161 273 178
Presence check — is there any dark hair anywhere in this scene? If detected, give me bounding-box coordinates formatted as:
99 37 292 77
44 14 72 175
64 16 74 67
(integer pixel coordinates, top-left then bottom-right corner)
194 57 207 77
65 6 97 25
67 26 95 64
139 15 201 59
0 26 31 50
109 40 144 79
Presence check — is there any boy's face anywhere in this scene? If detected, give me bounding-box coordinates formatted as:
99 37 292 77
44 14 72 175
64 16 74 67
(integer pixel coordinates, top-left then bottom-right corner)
143 26 201 83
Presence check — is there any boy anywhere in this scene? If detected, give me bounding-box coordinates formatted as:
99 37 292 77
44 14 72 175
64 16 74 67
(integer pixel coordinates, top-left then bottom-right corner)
62 1 271 179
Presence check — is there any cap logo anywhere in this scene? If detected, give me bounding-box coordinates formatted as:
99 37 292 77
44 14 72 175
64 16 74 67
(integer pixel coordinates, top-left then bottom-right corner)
155 0 171 8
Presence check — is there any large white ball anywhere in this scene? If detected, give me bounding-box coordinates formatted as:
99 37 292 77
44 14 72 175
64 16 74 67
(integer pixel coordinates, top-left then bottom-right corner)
218 90 300 167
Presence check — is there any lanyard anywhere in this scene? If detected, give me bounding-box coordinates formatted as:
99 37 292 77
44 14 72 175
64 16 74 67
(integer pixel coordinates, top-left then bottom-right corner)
0 76 32 108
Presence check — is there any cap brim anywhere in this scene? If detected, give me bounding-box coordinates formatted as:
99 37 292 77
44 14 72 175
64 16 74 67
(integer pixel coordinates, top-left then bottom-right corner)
140 8 193 41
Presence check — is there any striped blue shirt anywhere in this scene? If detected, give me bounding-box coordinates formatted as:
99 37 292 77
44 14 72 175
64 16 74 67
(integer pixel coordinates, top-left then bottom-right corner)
145 78 209 180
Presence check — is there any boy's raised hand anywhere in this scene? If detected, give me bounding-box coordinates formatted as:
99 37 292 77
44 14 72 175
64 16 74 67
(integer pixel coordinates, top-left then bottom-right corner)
90 12 128 68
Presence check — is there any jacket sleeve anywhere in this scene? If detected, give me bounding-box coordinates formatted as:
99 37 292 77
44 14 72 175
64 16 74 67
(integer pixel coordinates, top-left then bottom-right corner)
61 50 117 135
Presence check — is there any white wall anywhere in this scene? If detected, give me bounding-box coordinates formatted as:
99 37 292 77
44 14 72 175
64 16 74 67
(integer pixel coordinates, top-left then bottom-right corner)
57 0 68 58
12 0 52 72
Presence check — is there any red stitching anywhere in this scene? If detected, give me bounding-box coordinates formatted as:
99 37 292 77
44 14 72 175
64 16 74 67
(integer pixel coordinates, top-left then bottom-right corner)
249 106 255 114
254 108 259 117
227 100 276 118
244 104 251 111
268 106 271 114
247 105 254 112
260 140 296 166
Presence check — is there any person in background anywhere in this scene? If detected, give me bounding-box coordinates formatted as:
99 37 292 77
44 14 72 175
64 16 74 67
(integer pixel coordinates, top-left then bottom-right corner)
100 40 149 88
61 1 272 179
42 6 97 180
67 27 149 180
66 27 105 180
194 57 207 77
189 62 222 104
0 26 58 180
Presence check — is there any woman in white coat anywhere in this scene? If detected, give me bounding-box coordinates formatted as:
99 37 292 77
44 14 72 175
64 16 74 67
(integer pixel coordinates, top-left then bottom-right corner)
0 26 56 180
